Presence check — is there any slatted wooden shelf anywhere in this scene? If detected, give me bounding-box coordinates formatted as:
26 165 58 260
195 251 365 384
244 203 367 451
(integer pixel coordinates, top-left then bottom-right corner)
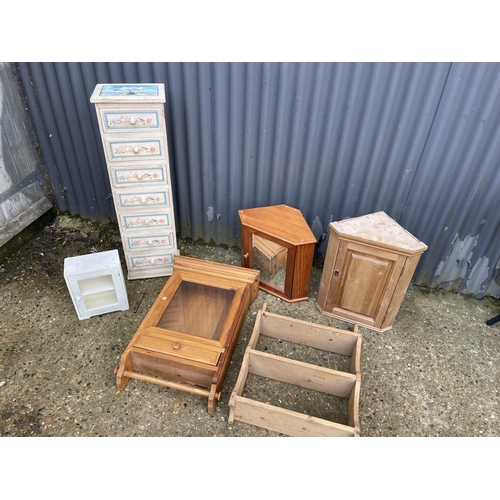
229 303 362 437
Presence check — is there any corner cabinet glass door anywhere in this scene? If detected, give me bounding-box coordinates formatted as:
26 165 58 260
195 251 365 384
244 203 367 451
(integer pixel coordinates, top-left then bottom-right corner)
251 233 292 297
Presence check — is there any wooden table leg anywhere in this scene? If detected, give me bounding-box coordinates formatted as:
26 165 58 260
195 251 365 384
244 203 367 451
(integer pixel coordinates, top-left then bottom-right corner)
115 350 132 391
207 385 221 414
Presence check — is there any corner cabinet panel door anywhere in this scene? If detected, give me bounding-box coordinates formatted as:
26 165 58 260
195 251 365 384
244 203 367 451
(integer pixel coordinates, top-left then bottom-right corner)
328 241 406 326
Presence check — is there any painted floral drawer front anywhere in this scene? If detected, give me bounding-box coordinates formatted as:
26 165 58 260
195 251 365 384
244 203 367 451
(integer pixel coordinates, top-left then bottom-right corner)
129 254 174 269
102 110 161 132
111 166 165 187
107 139 164 160
118 190 169 209
121 213 172 230
125 233 173 251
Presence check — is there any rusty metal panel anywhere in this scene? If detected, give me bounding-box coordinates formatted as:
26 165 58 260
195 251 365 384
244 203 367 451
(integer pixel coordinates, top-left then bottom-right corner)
11 62 500 297
401 62 500 297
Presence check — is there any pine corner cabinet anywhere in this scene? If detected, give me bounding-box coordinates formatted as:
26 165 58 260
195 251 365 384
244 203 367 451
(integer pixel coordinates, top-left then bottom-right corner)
317 211 427 332
238 204 316 302
90 83 178 280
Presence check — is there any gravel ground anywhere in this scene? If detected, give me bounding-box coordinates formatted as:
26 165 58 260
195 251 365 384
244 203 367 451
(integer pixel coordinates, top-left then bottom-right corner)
1 213 499 441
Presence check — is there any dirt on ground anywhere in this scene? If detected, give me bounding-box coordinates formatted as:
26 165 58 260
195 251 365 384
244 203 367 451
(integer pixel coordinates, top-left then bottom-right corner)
0 213 499 438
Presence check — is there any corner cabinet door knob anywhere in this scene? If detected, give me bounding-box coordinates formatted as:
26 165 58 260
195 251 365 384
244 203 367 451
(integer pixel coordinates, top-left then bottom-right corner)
334 269 340 276
243 253 249 259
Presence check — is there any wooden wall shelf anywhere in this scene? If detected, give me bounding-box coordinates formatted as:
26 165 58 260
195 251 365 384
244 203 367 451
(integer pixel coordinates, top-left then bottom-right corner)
229 304 362 437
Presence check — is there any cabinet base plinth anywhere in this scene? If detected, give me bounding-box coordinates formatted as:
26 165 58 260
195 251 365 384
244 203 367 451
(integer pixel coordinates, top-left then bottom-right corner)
315 303 393 333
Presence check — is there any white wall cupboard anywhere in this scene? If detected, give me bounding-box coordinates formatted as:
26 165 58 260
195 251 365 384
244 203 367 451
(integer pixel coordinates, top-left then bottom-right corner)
64 249 129 320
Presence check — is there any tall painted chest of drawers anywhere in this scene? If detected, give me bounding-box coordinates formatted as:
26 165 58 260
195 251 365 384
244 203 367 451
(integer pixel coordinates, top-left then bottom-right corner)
90 83 178 279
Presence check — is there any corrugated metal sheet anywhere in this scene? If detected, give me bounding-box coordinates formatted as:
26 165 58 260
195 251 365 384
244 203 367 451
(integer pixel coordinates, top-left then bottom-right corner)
401 62 500 297
11 62 500 298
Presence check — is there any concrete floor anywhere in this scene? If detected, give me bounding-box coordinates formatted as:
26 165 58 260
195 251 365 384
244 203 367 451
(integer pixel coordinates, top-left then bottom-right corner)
1 214 499 439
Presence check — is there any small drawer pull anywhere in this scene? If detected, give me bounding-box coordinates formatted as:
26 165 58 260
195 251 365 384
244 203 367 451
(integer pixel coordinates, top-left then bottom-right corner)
172 342 181 350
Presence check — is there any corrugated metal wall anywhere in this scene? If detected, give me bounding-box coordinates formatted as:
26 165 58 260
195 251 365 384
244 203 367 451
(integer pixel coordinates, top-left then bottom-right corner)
11 62 500 298
400 62 500 297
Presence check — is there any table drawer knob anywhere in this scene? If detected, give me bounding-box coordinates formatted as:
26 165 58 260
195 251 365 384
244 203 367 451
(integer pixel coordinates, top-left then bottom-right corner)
172 342 181 350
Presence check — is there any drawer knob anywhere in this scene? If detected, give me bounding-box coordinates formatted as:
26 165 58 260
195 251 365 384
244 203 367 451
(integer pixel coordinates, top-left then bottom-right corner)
334 269 340 276
172 342 181 350
243 252 249 259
